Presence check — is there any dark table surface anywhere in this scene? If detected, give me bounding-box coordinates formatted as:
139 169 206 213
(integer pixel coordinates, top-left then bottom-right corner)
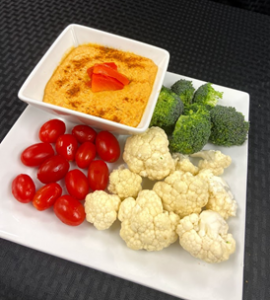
1 0 269 299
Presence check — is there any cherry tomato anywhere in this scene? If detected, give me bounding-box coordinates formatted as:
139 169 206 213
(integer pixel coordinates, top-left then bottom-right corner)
54 195 86 226
88 160 109 191
55 134 78 161
65 169 89 200
39 119 66 143
37 154 70 184
33 183 62 211
95 131 120 163
21 142 54 167
12 174 36 203
72 125 97 144
75 142 96 169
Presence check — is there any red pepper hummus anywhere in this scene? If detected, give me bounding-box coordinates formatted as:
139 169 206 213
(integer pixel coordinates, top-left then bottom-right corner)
43 43 158 127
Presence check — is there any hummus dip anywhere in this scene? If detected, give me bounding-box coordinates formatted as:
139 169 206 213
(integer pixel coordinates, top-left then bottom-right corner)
43 43 158 127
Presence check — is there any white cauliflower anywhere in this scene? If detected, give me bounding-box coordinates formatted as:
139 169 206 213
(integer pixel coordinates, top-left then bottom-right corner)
173 153 199 175
118 197 136 222
123 127 175 181
177 210 236 263
153 170 209 218
118 190 180 251
198 169 237 219
191 150 232 176
108 165 142 200
85 191 121 230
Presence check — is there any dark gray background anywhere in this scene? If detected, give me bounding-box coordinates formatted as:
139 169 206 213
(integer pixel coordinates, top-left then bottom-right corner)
0 0 269 299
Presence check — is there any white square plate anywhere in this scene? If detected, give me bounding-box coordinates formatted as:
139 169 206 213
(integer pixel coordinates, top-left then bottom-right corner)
18 24 170 135
0 72 249 300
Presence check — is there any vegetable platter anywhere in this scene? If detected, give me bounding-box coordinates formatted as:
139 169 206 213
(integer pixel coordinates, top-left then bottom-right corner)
0 72 249 300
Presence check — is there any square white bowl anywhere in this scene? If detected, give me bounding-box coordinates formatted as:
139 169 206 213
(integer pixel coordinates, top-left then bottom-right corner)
18 24 170 135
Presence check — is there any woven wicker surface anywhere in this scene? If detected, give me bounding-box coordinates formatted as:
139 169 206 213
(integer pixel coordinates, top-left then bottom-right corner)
0 0 269 299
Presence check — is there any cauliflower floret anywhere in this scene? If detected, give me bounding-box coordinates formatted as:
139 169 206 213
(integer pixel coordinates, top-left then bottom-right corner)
85 191 121 230
198 169 237 219
191 150 232 176
153 170 209 218
177 210 236 263
172 153 199 175
118 197 136 222
119 190 180 251
108 165 142 200
123 127 175 181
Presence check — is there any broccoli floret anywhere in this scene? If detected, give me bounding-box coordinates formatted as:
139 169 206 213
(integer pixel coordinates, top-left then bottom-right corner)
150 86 184 135
193 83 223 108
182 103 202 115
171 79 195 106
169 105 211 154
209 105 249 146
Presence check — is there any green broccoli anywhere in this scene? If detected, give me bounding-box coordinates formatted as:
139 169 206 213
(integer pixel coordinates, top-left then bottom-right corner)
209 105 249 146
150 86 184 135
171 79 195 107
182 102 202 115
193 83 223 108
169 104 211 154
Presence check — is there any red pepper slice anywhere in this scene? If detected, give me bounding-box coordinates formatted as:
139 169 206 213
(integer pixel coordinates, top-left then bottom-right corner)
87 62 118 78
91 73 124 92
87 67 94 79
103 62 117 70
93 64 129 86
85 80 92 87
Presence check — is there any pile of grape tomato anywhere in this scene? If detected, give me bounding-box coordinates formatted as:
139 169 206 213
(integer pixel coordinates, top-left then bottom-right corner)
11 118 121 227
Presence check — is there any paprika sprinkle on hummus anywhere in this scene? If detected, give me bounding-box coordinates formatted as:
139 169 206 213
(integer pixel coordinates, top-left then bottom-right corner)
43 43 158 127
